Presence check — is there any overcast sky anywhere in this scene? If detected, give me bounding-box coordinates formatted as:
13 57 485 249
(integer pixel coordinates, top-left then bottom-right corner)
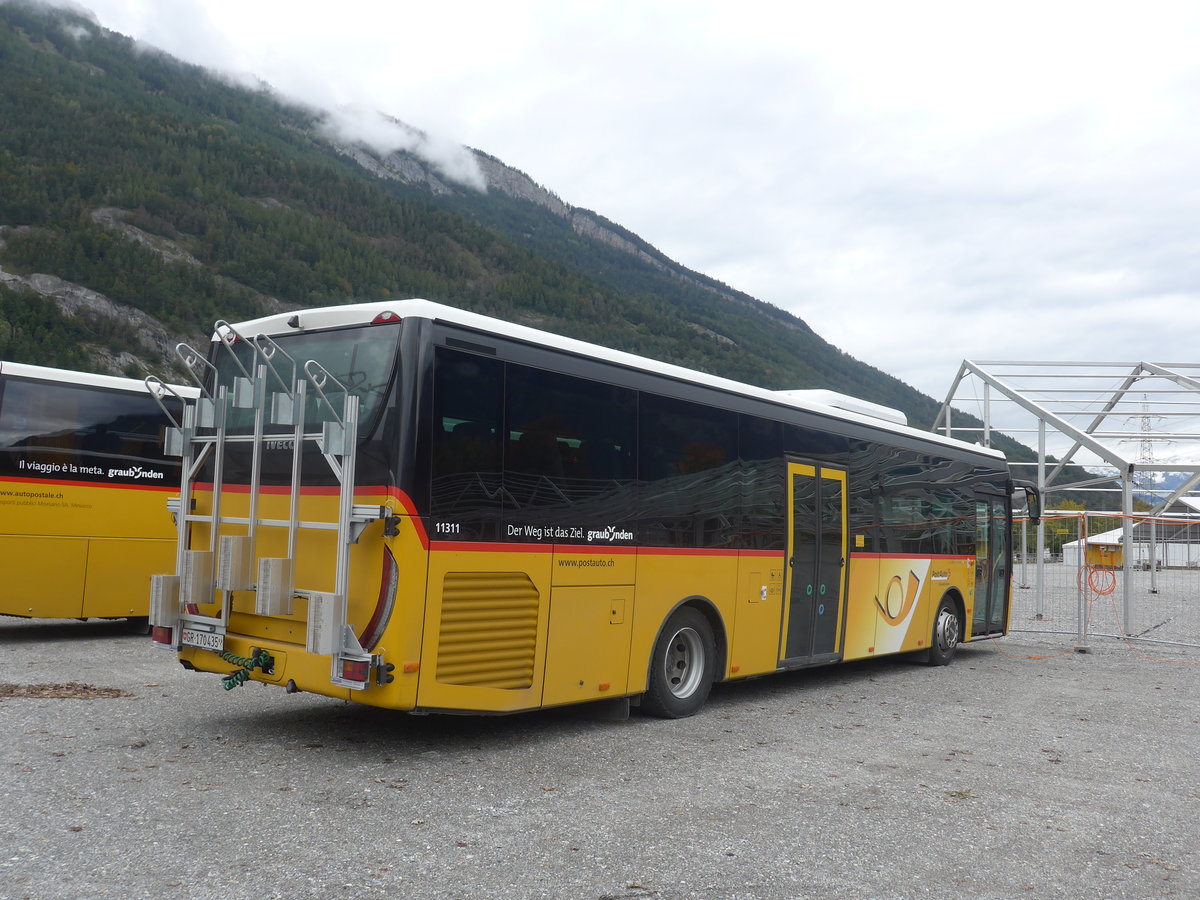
34 0 1200 439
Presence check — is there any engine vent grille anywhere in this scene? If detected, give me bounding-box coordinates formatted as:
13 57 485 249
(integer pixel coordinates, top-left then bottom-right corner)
436 572 539 689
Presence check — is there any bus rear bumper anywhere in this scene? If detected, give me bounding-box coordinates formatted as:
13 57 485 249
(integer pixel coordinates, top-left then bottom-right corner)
176 637 419 709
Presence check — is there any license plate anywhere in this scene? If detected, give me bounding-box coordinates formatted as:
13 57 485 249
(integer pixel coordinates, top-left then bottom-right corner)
181 628 224 652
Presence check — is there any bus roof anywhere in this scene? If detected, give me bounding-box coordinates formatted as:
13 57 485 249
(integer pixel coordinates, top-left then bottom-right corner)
217 298 1005 461
0 361 199 397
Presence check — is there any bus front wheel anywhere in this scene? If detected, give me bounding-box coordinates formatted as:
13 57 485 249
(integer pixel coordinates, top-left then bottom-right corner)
929 596 961 666
641 607 715 718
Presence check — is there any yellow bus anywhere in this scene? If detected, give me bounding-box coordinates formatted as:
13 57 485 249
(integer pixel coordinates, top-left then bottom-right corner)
0 361 195 625
150 300 1038 716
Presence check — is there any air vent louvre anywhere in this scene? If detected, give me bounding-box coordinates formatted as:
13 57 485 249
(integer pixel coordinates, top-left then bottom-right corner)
436 572 539 688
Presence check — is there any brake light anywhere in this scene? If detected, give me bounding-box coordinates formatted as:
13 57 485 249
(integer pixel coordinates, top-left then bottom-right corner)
371 311 401 324
151 625 173 645
340 659 370 683
358 545 398 651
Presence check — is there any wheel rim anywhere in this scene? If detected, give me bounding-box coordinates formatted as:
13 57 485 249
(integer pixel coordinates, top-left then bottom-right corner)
662 625 705 699
934 606 960 654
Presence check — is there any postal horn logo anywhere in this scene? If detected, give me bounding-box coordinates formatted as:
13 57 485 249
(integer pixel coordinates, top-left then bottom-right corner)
874 570 921 625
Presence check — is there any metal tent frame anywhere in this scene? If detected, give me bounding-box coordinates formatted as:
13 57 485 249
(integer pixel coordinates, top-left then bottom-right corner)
933 360 1200 634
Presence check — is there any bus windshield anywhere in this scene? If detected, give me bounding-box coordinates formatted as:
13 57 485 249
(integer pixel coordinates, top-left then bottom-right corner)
211 323 400 434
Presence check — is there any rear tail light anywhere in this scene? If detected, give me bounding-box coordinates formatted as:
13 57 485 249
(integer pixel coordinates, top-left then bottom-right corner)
357 546 398 651
340 659 370 683
151 625 173 646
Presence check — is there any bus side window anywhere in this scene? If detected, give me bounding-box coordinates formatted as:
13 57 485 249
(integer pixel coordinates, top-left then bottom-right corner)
430 348 505 539
3 379 78 466
82 423 121 455
434 420 495 481
638 393 738 549
0 377 183 484
500 362 637 538
510 422 566 477
738 414 785 551
579 437 620 480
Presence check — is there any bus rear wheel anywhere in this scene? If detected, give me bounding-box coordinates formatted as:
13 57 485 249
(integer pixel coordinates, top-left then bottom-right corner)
929 596 961 666
641 607 715 718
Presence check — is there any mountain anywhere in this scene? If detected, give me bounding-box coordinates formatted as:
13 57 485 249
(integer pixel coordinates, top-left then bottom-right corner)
0 0 1028 460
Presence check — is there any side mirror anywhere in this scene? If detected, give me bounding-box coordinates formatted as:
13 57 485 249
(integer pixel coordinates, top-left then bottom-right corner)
1014 481 1041 527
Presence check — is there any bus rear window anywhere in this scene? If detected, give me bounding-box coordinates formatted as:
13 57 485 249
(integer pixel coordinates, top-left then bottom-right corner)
212 323 400 434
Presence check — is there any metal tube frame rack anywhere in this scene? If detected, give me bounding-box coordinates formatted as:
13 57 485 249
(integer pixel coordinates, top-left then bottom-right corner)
149 333 388 690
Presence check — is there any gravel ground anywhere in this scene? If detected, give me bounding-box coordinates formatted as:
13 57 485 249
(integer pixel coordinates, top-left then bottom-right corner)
1 618 1197 900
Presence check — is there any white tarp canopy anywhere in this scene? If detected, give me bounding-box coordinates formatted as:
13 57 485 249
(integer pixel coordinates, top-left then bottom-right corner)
1061 525 1200 568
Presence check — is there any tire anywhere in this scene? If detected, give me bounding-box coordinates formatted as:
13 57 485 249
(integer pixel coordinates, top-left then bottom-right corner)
641 607 716 718
928 596 961 666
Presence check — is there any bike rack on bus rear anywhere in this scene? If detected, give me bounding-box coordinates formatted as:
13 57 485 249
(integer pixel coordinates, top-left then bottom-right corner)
148 324 389 690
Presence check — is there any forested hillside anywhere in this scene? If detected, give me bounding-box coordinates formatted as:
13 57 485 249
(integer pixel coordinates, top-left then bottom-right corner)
0 0 1029 460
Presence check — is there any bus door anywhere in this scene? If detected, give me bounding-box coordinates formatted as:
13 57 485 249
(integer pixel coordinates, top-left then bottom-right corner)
781 462 847 663
972 494 1011 637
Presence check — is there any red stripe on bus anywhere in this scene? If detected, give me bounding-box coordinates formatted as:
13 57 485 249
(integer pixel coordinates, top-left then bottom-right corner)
561 545 639 555
431 541 549 553
382 488 428 545
193 482 344 496
427 542 771 558
851 552 974 561
383 487 421 516
636 547 745 557
194 482 415 503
